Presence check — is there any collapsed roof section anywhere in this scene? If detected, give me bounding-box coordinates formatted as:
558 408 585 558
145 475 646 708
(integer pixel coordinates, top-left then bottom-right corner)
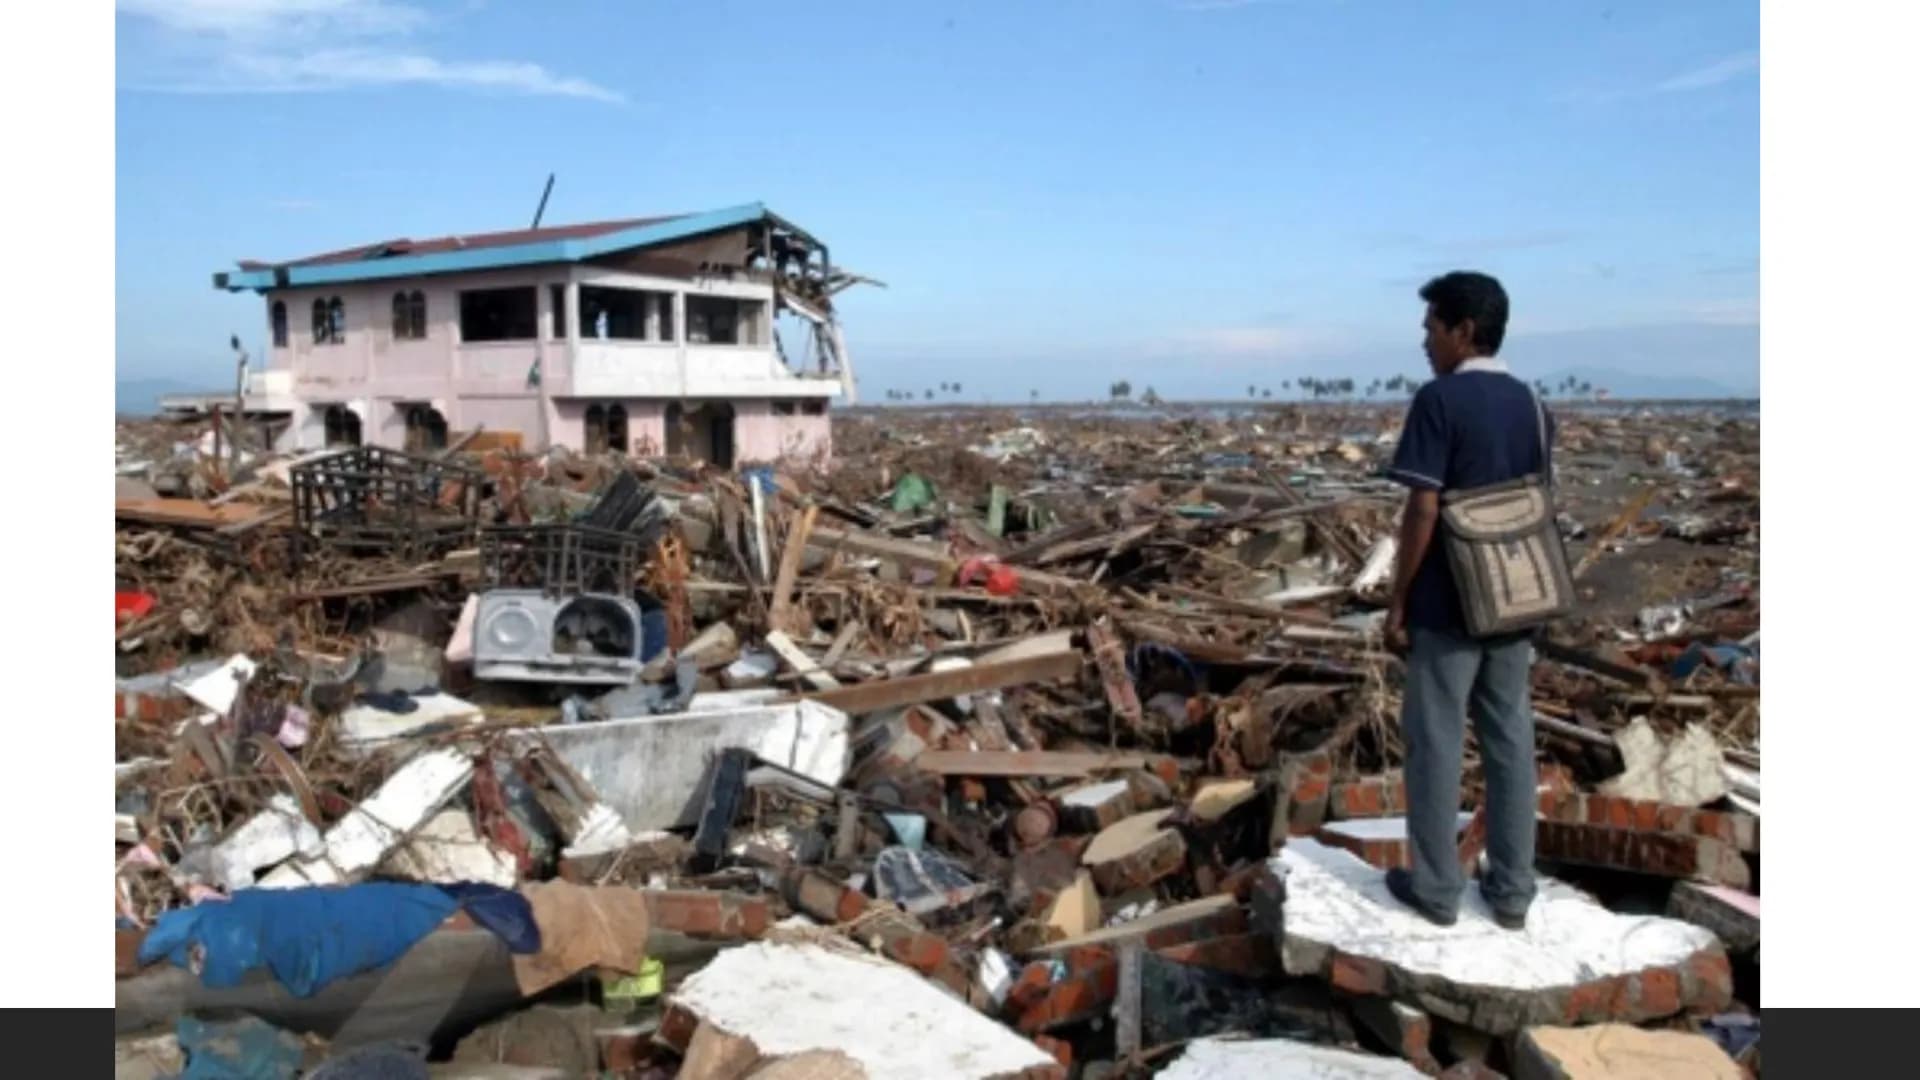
211 202 865 315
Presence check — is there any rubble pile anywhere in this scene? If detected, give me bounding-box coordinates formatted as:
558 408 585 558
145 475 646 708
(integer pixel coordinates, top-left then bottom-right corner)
114 401 1761 1078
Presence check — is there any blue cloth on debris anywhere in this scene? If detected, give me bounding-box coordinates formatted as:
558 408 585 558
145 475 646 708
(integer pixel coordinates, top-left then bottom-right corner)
176 1015 305 1080
1672 642 1758 685
438 881 541 954
139 883 459 997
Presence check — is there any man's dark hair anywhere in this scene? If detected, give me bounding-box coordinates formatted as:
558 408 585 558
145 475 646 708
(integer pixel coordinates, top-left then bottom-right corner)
1419 271 1509 356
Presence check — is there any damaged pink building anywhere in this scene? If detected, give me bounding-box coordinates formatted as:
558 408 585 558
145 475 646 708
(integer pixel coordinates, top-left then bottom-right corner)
210 203 858 466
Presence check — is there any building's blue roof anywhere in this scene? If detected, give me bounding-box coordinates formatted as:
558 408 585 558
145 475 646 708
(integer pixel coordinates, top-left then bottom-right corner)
214 202 782 292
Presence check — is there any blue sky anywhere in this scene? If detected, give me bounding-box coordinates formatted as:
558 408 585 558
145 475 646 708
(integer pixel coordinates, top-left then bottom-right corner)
116 0 1759 400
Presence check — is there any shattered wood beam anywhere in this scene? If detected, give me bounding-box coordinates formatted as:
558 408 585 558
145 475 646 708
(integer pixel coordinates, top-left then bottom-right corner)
910 749 1151 778
767 503 818 634
1029 522 1158 567
1572 487 1660 580
1536 638 1657 688
1002 520 1104 566
1155 583 1337 625
800 650 1082 715
764 629 841 691
821 621 862 667
1088 619 1144 735
807 525 956 584
1115 617 1285 666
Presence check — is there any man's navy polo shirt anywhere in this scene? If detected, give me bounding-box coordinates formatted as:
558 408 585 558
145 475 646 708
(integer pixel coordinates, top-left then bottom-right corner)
1385 358 1556 636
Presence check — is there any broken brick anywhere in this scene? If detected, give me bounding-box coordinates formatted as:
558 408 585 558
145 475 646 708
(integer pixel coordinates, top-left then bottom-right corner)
1351 997 1443 1075
644 890 769 940
1155 932 1281 980
1081 810 1186 893
1536 820 1751 889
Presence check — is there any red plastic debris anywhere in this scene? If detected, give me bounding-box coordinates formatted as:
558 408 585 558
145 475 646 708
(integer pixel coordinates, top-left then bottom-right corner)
116 591 157 625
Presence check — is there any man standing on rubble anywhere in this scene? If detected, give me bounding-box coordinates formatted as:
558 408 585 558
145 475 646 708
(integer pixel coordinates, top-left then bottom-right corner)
1381 271 1550 931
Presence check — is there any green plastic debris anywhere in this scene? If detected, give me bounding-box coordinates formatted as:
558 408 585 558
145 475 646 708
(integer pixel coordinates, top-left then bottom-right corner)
987 484 1009 536
602 956 665 1011
891 472 937 514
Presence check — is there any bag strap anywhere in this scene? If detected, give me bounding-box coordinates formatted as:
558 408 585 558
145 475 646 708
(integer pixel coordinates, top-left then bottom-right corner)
1529 386 1553 489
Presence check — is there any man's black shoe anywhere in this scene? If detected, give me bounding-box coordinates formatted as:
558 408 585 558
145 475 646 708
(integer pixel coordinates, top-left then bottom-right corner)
1384 868 1456 927
1480 885 1529 931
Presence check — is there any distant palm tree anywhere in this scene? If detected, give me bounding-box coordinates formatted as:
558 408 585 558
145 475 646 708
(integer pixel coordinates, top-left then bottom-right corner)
1248 385 1257 399
925 389 934 400
1262 388 1273 399
1030 389 1039 402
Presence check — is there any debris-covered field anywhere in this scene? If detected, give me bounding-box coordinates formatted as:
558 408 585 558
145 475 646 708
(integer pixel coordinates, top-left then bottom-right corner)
114 400 1760 1079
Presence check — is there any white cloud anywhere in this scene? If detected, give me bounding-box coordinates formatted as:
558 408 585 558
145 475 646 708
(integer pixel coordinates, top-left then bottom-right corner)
118 0 426 38
222 49 625 102
1653 51 1759 95
1560 50 1759 104
117 0 623 103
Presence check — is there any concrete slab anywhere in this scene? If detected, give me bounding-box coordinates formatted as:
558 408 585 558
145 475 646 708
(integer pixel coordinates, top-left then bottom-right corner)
176 654 256 716
339 691 485 751
1315 813 1475 871
261 748 473 887
669 941 1056 1080
382 810 518 888
1269 840 1731 1034
1666 882 1759 953
533 700 850 833
1157 1037 1425 1079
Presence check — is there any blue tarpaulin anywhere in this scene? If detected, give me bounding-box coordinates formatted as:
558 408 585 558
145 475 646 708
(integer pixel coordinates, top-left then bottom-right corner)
139 882 538 998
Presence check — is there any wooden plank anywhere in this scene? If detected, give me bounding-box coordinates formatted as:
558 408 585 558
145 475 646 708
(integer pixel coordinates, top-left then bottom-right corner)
116 498 276 531
821 621 862 668
1536 638 1655 688
216 505 292 536
910 749 1149 778
807 524 956 583
764 629 840 691
802 649 1082 716
1573 487 1660 580
1031 522 1157 567
291 576 443 601
977 629 1076 666
1156 583 1335 624
1115 941 1143 1060
767 504 818 634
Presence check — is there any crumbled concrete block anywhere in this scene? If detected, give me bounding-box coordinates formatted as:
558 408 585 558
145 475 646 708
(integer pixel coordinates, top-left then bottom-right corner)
1056 779 1134 833
381 809 516 888
1158 1037 1426 1079
1665 882 1759 953
261 748 473 888
1331 772 1410 820
1189 778 1258 823
1315 813 1476 872
1267 840 1731 1035
1351 998 1444 1074
668 941 1058 1080
1082 810 1185 893
1599 719 1727 807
